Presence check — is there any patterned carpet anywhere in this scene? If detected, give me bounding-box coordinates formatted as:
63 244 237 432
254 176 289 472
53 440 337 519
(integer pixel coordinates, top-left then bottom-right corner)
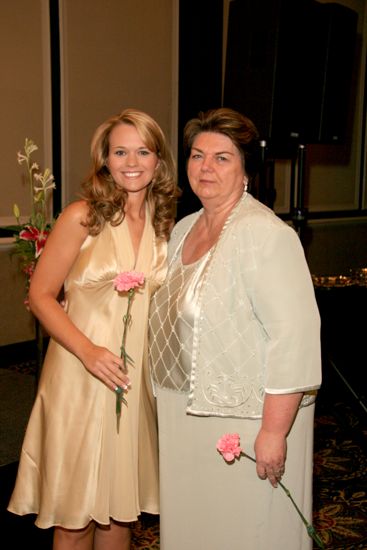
131 516 159 549
312 387 367 549
1 357 366 549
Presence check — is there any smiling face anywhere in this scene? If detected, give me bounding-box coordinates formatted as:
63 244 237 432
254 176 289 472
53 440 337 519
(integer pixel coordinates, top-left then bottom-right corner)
187 132 246 206
106 122 159 195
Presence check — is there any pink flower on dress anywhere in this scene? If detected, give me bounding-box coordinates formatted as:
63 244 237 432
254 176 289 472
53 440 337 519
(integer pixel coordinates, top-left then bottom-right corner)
113 271 145 292
216 433 243 462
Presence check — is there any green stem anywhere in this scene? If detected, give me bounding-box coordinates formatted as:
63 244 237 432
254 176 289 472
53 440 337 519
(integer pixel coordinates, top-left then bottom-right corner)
241 452 325 549
27 159 35 223
116 288 135 433
121 288 134 368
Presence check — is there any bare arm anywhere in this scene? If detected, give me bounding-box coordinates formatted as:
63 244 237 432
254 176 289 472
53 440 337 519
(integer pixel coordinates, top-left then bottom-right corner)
254 392 303 487
28 200 130 392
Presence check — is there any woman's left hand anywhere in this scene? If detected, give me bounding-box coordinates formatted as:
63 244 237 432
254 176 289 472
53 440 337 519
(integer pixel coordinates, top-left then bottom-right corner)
254 428 287 488
254 392 303 487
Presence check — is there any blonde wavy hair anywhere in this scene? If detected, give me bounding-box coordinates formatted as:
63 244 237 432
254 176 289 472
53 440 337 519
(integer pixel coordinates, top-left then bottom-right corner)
81 108 180 239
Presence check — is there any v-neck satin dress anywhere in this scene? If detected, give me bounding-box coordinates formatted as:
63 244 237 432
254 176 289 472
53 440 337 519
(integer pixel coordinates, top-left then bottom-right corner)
8 212 167 528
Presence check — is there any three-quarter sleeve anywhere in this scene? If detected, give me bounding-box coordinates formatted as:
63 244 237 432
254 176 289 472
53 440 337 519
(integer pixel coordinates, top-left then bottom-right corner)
249 223 322 394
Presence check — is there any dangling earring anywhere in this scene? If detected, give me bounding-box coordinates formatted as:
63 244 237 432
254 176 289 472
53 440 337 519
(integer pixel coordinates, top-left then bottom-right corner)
243 177 248 192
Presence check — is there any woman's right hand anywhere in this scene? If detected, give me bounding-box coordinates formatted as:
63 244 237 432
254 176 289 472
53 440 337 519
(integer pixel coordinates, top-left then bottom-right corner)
80 342 131 392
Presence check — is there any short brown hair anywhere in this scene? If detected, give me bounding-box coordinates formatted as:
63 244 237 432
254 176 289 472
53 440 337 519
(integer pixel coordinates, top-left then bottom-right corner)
183 107 260 182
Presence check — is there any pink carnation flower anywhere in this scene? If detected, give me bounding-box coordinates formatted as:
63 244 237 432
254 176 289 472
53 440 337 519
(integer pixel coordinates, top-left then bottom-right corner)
216 433 243 462
113 271 145 292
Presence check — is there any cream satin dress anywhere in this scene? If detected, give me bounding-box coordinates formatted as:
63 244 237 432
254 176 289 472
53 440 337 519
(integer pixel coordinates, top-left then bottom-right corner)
8 211 167 529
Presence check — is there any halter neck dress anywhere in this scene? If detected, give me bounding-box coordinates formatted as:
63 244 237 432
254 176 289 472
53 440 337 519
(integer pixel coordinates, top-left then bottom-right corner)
9 208 167 528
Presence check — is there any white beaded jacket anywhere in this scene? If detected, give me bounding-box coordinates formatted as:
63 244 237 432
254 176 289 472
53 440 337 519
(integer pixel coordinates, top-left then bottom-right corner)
152 192 322 418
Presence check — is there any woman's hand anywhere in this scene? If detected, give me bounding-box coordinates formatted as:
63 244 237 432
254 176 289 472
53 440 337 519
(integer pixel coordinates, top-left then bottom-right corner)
80 342 131 392
255 392 303 487
254 429 286 487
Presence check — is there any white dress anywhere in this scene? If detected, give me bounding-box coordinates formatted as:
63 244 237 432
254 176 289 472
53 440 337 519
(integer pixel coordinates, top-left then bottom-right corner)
149 248 315 550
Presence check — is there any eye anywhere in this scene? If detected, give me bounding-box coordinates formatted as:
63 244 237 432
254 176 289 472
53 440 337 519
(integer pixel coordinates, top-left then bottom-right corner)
114 149 126 156
216 155 228 162
138 149 151 156
191 153 202 160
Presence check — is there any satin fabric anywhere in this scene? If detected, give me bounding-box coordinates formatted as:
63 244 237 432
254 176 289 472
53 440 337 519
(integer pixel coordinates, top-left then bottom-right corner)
8 209 167 528
149 253 209 393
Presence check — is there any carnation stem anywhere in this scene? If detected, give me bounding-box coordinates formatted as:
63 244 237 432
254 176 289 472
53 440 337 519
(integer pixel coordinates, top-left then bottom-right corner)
116 288 135 433
241 452 325 549
115 386 127 434
121 289 134 368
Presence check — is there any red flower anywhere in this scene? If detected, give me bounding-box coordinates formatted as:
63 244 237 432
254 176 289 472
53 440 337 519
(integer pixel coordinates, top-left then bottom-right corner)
22 261 36 277
19 225 50 257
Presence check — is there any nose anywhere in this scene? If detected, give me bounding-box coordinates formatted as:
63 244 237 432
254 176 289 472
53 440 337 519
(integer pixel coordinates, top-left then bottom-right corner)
126 152 138 166
200 155 214 171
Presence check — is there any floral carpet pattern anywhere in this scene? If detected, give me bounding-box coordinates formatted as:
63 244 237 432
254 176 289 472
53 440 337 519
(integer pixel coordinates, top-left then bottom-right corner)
131 516 159 549
132 395 367 550
2 359 366 549
312 397 367 550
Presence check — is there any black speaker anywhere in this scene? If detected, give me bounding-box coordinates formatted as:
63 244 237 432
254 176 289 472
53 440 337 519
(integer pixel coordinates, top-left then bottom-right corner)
224 0 358 149
313 2 358 143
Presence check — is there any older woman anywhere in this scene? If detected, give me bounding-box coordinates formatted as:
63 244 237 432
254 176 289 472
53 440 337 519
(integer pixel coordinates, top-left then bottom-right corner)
149 108 321 550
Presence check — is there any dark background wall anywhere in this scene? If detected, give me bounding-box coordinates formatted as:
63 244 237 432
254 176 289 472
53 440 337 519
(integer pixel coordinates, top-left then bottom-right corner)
177 0 223 219
177 0 367 277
